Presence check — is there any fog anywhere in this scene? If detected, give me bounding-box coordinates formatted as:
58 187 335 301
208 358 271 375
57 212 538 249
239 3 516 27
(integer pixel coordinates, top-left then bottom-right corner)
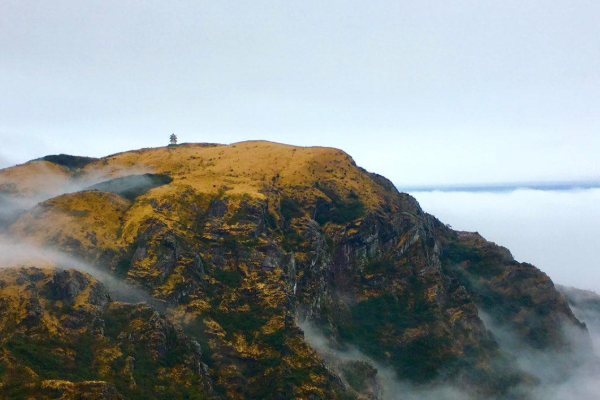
477 310 600 400
2 158 600 397
411 188 600 292
300 313 600 400
0 235 161 308
0 167 175 311
0 163 153 228
299 319 470 400
0 164 172 307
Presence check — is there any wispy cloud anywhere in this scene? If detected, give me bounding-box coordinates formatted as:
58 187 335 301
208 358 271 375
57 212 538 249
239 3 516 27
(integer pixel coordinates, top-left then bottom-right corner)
299 319 471 400
0 163 154 228
0 235 160 308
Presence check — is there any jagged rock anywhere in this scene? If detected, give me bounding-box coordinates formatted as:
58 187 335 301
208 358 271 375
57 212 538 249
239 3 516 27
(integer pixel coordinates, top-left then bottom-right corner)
0 141 592 399
0 267 213 400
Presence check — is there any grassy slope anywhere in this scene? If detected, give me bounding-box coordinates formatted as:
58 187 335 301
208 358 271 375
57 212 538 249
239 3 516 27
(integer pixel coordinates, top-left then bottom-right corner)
0 141 589 400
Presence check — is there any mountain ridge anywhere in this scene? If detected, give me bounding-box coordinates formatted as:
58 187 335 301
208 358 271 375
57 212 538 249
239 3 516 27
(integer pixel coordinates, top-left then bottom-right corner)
0 141 593 400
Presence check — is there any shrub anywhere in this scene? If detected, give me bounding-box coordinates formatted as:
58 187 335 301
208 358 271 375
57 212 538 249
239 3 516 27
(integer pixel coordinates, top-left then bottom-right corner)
363 259 395 274
314 186 365 225
280 197 304 220
213 268 242 287
41 154 96 170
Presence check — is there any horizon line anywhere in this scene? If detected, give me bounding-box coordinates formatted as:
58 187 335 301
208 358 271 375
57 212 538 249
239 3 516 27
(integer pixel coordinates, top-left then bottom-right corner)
400 180 600 193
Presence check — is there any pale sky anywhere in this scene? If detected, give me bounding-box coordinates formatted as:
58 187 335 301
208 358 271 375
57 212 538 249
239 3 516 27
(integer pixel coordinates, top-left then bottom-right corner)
1 0 599 186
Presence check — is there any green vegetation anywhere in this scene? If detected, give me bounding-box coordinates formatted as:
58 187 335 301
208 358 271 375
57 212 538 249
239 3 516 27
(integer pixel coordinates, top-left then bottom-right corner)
315 186 365 225
5 141 568 398
335 282 452 382
115 256 132 277
213 268 243 287
442 241 483 264
86 173 172 201
265 210 278 230
338 392 360 400
441 237 556 350
207 301 271 342
6 334 96 381
227 206 250 225
341 366 371 393
104 306 132 338
363 258 395 274
69 209 91 217
262 328 286 349
114 245 136 277
338 292 434 347
280 197 304 220
104 306 209 400
109 346 206 400
281 228 304 252
442 240 505 279
40 154 97 170
278 197 308 251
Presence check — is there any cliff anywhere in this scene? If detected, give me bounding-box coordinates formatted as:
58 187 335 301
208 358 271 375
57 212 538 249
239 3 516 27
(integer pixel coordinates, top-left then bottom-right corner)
0 267 212 400
0 141 591 399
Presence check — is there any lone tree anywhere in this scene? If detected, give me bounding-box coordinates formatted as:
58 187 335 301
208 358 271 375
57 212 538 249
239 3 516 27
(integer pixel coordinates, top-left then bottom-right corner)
169 133 177 145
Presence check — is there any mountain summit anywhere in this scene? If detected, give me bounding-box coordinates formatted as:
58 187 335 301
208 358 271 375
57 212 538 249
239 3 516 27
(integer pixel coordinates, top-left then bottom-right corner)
0 141 592 399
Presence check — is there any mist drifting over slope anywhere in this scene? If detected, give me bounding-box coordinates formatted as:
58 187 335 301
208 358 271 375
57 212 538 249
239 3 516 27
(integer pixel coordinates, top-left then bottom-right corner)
299 320 471 400
0 163 172 307
0 162 155 227
1 147 599 399
301 313 600 400
297 182 600 399
0 236 160 307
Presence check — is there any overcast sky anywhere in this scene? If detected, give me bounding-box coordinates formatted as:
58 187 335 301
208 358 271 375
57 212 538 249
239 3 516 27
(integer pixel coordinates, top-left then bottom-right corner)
1 0 599 186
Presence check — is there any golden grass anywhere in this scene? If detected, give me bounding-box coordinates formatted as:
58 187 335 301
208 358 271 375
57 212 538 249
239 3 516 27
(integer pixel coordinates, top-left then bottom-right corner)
10 191 129 251
0 160 72 195
77 141 388 207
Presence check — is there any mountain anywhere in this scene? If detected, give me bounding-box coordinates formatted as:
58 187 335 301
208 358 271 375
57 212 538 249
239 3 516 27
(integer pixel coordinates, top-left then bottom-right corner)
0 141 593 399
0 267 212 400
558 285 600 349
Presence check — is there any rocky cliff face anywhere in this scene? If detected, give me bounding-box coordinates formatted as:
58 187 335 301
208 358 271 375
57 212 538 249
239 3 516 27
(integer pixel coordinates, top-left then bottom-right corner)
0 141 592 399
0 267 212 400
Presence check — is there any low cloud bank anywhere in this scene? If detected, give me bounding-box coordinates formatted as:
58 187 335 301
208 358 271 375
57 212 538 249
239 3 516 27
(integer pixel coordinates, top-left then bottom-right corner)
559 286 600 351
408 187 600 398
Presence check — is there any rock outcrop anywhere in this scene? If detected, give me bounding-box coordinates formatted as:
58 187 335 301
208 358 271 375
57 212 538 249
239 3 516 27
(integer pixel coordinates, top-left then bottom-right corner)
0 267 212 400
0 141 592 399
